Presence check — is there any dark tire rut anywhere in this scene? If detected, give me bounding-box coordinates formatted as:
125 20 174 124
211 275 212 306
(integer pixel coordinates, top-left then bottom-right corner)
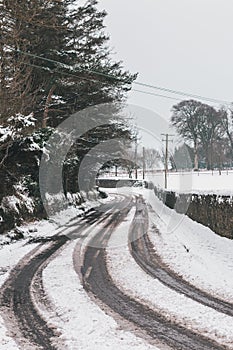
80 196 229 350
0 200 120 350
130 197 233 317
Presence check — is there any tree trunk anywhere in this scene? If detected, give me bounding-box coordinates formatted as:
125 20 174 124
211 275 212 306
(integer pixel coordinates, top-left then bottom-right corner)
209 141 213 170
42 85 55 128
194 140 198 171
206 154 211 170
205 144 212 170
226 130 233 164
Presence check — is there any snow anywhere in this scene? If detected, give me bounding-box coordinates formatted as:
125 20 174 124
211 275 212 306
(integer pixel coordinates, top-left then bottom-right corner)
0 114 36 145
99 169 233 195
0 198 107 349
106 191 233 348
0 193 158 349
42 237 158 350
147 169 233 195
0 126 11 143
0 317 19 350
1 186 233 348
1 179 35 216
7 113 36 130
1 196 21 214
143 189 233 302
0 238 39 349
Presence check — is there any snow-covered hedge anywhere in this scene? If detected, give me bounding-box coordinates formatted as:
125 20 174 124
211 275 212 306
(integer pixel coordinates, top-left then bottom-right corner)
154 186 233 239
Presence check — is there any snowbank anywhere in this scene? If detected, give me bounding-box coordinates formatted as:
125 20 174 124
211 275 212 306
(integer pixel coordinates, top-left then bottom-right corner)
106 199 233 348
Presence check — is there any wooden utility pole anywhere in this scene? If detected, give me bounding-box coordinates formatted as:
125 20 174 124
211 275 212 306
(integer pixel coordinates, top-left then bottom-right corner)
135 139 138 180
161 134 174 189
142 146 146 180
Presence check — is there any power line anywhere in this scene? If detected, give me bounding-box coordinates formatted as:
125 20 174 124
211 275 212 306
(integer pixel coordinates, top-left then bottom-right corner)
20 60 101 85
132 89 182 102
19 60 135 114
16 49 232 106
16 49 132 85
21 58 232 113
133 82 231 105
19 53 185 107
2 47 229 107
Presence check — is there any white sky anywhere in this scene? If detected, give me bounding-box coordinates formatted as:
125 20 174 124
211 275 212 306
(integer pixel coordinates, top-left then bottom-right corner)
98 0 233 129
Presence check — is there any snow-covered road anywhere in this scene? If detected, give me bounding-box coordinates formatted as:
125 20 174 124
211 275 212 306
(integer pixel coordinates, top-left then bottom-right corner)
107 192 233 349
0 188 233 349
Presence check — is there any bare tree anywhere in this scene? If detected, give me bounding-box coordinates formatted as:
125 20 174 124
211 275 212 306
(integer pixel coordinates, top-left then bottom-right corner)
142 148 161 169
171 100 202 170
171 100 223 170
218 107 233 163
197 104 222 170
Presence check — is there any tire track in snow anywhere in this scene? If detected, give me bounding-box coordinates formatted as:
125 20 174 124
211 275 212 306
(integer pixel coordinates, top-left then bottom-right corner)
0 200 119 350
79 195 228 350
129 196 233 318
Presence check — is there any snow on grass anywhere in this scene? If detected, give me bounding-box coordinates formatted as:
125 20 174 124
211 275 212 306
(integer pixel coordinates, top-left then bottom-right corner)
147 169 233 195
42 228 158 350
106 198 233 349
0 193 104 247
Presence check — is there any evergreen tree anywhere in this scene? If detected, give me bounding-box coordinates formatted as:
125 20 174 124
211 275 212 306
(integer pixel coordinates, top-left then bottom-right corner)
0 0 137 214
0 0 136 127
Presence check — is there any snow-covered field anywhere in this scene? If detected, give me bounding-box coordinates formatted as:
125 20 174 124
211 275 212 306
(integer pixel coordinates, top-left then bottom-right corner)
146 169 233 194
99 168 233 194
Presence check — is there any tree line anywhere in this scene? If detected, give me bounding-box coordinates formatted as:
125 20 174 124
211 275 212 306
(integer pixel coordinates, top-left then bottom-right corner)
0 0 136 231
170 99 233 170
0 0 136 173
0 0 136 126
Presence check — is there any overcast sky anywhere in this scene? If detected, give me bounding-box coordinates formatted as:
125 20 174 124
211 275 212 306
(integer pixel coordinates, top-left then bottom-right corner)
96 0 233 150
98 0 233 122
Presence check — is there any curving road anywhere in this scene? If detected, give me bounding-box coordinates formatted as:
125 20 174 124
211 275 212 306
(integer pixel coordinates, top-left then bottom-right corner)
79 194 230 350
0 236 68 350
0 201 122 350
0 192 232 350
129 196 233 318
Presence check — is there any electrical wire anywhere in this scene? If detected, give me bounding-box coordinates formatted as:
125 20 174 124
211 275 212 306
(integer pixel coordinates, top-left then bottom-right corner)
1 44 230 106
20 60 184 112
133 81 231 105
132 89 182 102
20 58 231 112
16 49 232 106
